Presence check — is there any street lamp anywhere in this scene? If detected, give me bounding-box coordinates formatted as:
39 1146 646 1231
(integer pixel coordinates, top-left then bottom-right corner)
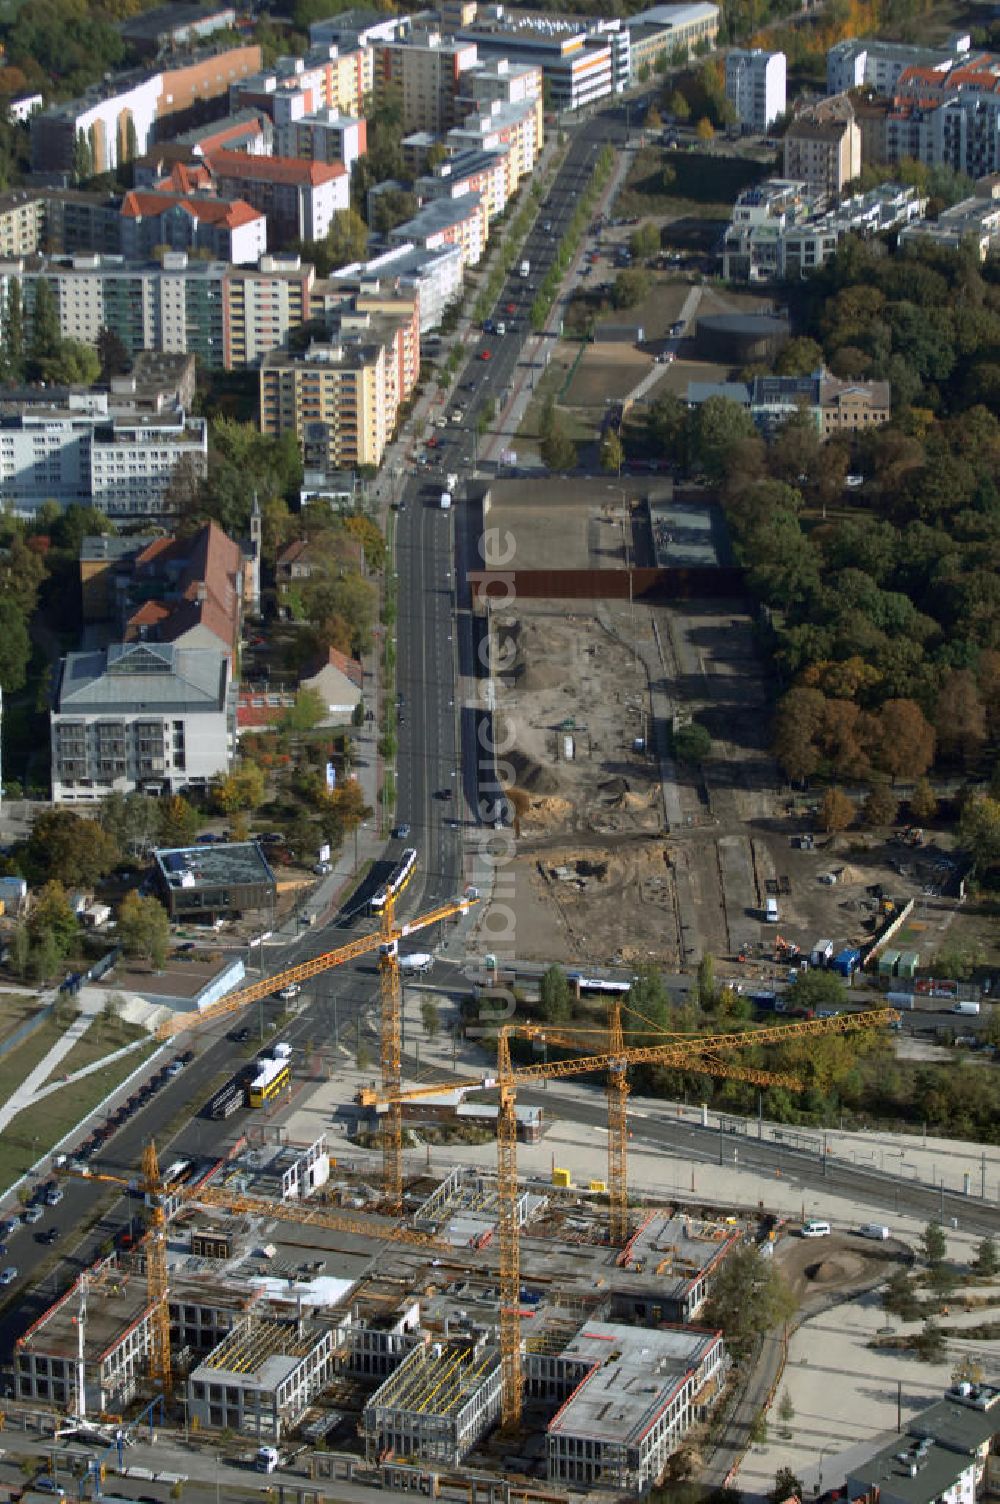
817 1444 834 1497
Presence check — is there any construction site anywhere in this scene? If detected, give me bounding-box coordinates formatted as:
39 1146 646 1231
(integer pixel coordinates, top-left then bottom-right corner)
13 876 901 1496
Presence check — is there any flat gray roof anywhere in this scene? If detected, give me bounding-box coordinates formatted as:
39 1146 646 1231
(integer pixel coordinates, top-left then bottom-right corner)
154 841 275 892
552 1321 720 1445
649 500 727 569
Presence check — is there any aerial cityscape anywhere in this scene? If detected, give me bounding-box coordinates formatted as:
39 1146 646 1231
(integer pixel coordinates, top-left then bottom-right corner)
0 0 996 1500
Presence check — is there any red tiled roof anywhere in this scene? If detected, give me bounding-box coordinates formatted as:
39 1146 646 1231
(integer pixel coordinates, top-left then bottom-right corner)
325 646 363 687
206 148 347 187
134 535 176 568
121 189 263 231
126 600 171 636
160 161 213 194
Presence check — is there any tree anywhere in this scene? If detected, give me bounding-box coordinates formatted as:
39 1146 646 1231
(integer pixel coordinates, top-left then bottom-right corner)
668 89 690 122
960 796 1000 873
883 1268 920 1320
771 1465 803 1504
772 687 826 783
974 1235 998 1276
420 999 440 1040
673 722 712 766
28 276 61 372
695 116 715 140
873 700 935 783
540 412 577 473
117 892 170 971
101 793 161 858
704 1245 796 1356
0 598 31 692
25 810 120 888
629 222 660 260
786 969 848 1017
819 787 854 833
935 670 986 766
914 1317 946 1363
371 188 418 235
862 785 898 829
691 397 757 481
922 1220 947 1268
775 337 824 377
159 794 200 847
37 338 100 386
611 269 651 309
213 762 267 814
539 964 571 1024
321 207 369 272
696 953 716 1009
952 1354 986 1385
281 687 327 734
909 777 939 823
72 129 93 184
97 326 130 379
2 277 24 384
599 430 624 475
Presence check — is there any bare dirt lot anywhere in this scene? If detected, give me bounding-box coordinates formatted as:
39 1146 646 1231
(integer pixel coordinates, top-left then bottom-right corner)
488 604 680 967
563 341 651 407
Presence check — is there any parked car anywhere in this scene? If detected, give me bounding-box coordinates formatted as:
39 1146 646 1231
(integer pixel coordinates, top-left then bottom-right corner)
0 1267 17 1285
22 1207 43 1225
313 862 332 876
230 1027 251 1044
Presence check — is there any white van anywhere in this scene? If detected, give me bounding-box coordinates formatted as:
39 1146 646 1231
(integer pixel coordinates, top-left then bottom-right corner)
858 1223 890 1241
801 1220 831 1238
764 897 779 923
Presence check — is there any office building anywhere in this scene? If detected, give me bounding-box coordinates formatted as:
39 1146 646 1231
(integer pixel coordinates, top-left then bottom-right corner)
50 640 232 802
783 94 861 196
540 1323 726 1490
455 15 613 113
625 3 719 80
153 841 277 920
725 49 786 132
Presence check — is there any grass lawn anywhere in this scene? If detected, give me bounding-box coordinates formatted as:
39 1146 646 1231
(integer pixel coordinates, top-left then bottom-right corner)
46 1015 149 1083
0 1041 158 1191
0 990 41 1050
0 1012 73 1109
518 358 575 440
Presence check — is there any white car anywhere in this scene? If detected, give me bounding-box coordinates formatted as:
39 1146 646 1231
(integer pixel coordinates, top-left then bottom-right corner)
22 1207 43 1225
312 862 332 876
277 984 302 1002
0 1267 17 1285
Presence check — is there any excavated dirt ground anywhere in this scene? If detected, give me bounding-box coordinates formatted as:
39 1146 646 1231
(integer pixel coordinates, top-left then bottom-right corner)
486 606 680 967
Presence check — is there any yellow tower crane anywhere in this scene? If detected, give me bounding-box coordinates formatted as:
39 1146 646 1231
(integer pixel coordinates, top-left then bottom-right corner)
155 876 476 1210
366 1005 898 1428
139 1142 172 1404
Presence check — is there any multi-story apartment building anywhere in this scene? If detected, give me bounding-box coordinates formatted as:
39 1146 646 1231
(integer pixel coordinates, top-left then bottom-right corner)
260 292 419 471
416 148 510 221
230 45 373 125
120 189 267 264
50 640 233 802
388 191 487 268
826 35 969 96
899 191 1000 259
30 45 263 175
329 242 464 332
0 252 315 370
204 149 349 244
462 56 543 113
725 49 786 131
783 95 861 196
273 110 367 171
446 96 543 188
0 390 207 517
372 31 480 135
722 179 923 281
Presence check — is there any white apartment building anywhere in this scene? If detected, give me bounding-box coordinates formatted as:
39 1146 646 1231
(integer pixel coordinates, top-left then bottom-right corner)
331 242 463 332
446 96 543 188
51 641 233 802
722 179 924 281
725 49 786 131
0 392 207 517
389 191 487 268
463 56 543 110
826 35 969 95
273 110 367 172
899 193 1000 259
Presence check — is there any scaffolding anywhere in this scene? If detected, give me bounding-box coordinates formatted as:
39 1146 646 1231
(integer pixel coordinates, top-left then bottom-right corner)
363 1342 503 1466
203 1317 314 1375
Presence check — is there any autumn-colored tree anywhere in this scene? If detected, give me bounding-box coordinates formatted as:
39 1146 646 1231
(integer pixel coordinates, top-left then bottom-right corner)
960 795 1000 872
976 648 1000 738
213 762 267 813
873 699 936 783
695 116 715 140
909 777 939 823
935 669 986 765
862 785 898 828
819 786 854 833
817 698 872 781
772 687 826 782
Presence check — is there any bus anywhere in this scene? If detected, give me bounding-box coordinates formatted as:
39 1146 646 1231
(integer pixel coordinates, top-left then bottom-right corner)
249 1046 292 1109
567 973 632 996
206 1081 245 1120
370 847 417 915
